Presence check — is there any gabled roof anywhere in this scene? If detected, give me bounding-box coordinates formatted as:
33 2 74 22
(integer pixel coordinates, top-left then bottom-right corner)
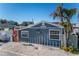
18 21 64 30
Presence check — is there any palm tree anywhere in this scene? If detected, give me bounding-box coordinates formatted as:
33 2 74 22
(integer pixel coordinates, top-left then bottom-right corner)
51 4 64 22
50 4 77 47
63 8 77 47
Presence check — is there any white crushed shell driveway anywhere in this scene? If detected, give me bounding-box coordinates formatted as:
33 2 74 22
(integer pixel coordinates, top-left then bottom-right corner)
0 42 77 56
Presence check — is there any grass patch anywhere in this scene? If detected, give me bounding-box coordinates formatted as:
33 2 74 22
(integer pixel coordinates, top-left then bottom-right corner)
71 49 79 54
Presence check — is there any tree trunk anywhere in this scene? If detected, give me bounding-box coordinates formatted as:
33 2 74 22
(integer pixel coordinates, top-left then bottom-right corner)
65 30 70 47
65 31 68 47
66 30 71 47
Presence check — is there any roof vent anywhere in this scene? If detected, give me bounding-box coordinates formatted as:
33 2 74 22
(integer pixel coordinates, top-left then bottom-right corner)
41 21 46 28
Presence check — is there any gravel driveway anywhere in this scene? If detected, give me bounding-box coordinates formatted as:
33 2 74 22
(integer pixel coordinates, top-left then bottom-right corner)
0 42 77 56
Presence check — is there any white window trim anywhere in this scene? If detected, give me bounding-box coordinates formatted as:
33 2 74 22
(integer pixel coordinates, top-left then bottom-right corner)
21 31 29 38
49 29 60 40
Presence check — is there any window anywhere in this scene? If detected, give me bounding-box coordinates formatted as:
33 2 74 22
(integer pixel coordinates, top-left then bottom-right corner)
49 30 59 39
21 31 29 38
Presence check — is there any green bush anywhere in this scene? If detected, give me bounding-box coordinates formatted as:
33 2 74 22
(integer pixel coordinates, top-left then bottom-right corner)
62 46 79 54
0 39 4 42
63 47 69 52
68 46 74 52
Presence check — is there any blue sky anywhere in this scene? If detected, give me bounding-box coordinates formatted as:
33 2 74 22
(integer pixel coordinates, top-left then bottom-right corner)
0 3 79 24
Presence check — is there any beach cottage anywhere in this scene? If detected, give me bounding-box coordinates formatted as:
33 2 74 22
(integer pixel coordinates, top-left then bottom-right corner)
15 21 65 47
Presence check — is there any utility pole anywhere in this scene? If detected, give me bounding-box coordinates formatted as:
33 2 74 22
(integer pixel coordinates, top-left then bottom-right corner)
32 17 34 24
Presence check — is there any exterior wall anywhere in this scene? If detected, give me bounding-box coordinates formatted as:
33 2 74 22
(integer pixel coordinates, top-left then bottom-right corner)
19 27 62 47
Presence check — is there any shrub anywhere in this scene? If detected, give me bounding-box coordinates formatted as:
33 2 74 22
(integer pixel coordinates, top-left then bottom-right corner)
62 46 79 54
62 47 69 52
0 39 9 43
68 46 74 52
62 46 74 52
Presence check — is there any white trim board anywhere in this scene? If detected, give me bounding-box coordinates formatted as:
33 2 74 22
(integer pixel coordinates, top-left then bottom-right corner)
49 29 61 40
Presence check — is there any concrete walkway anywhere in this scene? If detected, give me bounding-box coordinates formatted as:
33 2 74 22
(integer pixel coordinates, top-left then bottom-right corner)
0 42 77 56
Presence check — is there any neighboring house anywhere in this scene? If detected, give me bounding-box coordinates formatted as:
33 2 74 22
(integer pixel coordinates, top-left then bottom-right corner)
15 21 65 47
72 23 79 34
15 26 27 30
0 23 14 30
71 23 79 48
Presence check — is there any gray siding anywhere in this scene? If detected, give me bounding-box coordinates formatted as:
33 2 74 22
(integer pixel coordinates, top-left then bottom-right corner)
19 28 61 47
